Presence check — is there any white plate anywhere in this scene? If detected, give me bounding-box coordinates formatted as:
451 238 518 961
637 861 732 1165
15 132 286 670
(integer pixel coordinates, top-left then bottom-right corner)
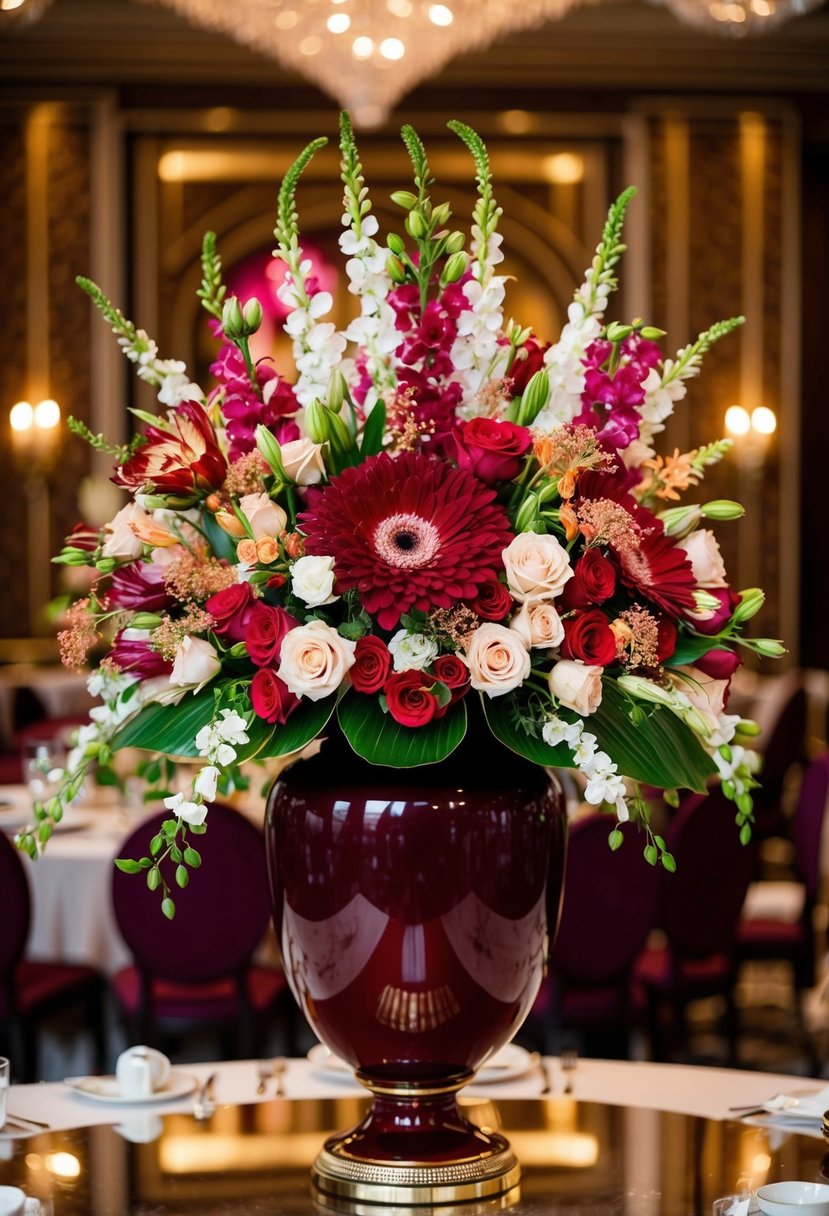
64 1070 197 1105
306 1042 535 1086
757 1086 829 1124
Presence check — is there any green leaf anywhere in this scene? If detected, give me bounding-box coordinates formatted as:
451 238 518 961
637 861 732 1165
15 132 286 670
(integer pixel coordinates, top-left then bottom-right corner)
255 695 338 759
481 695 575 768
112 692 217 757
115 857 142 874
161 897 176 920
664 631 725 667
337 693 466 767
183 847 201 868
200 509 239 562
359 398 386 457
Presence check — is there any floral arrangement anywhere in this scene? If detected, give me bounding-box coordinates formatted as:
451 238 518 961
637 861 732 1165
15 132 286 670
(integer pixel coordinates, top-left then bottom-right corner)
20 116 782 914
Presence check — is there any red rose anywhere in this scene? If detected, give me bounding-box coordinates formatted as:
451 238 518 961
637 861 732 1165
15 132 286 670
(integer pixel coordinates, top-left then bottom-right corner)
691 587 740 636
695 647 741 680
384 670 439 728
351 635 393 694
656 617 677 663
453 418 533 485
562 609 617 667
246 603 299 667
430 654 471 707
206 583 257 643
561 548 616 610
250 667 300 725
469 579 513 621
508 335 550 396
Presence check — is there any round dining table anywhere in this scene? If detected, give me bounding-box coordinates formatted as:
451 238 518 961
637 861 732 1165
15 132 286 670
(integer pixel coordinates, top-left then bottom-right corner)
1 1056 827 1213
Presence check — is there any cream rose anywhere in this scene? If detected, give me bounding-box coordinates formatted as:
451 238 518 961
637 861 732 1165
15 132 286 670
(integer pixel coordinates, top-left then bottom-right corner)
277 620 356 701
169 636 221 688
549 659 603 716
509 601 565 650
239 492 288 540
501 532 573 603
102 501 149 560
290 554 339 607
388 630 439 671
280 437 326 486
465 623 531 698
679 529 728 588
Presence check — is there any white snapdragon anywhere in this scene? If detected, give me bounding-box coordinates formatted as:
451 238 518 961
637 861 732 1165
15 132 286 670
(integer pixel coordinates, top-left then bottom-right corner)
451 227 509 410
193 765 220 801
535 300 604 433
278 264 347 407
195 709 250 768
339 213 399 398
117 330 202 405
388 630 439 672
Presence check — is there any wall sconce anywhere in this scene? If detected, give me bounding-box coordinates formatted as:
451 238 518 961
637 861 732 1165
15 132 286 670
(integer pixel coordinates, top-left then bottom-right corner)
9 397 62 471
9 397 62 634
724 404 777 440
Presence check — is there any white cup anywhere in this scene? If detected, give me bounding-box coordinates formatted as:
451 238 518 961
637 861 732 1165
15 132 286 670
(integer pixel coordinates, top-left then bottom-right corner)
115 1047 170 1099
0 1058 8 1130
0 1186 26 1216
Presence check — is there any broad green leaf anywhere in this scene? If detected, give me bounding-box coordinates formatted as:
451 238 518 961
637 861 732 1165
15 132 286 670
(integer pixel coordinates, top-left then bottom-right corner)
200 509 238 562
665 631 726 667
112 692 217 756
337 693 466 767
255 695 338 759
482 695 575 768
359 398 387 458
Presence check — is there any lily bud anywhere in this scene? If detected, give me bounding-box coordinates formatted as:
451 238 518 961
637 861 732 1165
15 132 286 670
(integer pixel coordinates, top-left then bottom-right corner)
304 399 330 445
431 202 451 226
445 230 466 255
385 255 407 284
130 612 164 630
735 719 762 737
95 557 118 574
406 211 427 240
53 548 93 567
325 370 347 414
606 321 634 342
694 589 722 614
677 703 712 737
640 326 667 340
214 510 247 539
617 675 676 708
752 638 787 658
658 504 702 537
442 251 469 283
387 232 405 255
517 369 551 426
242 297 263 334
221 296 245 339
255 423 286 481
701 499 745 521
390 190 418 210
733 587 764 622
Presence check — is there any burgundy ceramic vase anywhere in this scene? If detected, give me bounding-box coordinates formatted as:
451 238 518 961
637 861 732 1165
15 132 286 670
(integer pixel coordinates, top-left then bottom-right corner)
265 712 566 1210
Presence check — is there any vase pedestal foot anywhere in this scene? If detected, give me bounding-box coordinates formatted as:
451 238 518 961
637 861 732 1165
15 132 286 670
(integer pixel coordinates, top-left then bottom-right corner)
311 1069 521 1212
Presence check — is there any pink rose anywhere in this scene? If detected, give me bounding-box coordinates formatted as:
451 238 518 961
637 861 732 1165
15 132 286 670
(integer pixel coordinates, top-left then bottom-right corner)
679 529 728 588
509 601 565 650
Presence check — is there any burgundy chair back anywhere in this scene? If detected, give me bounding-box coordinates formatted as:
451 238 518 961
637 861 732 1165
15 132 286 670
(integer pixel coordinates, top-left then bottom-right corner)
0 831 30 977
552 815 661 985
660 788 756 958
793 753 829 902
111 802 271 985
758 685 807 801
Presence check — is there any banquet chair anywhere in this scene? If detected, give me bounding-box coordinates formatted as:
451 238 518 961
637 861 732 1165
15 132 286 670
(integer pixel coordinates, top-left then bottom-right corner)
111 802 293 1058
751 679 808 840
735 752 829 1066
544 814 661 1057
0 830 105 1082
634 787 757 1064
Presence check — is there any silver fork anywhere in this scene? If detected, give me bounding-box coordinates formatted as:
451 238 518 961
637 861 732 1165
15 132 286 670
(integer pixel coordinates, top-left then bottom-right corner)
538 1057 554 1096
256 1059 273 1095
561 1048 578 1094
193 1072 217 1121
273 1058 287 1098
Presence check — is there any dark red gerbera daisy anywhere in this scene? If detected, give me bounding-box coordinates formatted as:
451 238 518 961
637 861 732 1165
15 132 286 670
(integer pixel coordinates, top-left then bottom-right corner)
299 451 514 631
616 527 697 619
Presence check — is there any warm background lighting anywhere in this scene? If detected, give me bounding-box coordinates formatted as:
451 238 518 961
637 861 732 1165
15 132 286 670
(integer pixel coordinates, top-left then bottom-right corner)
34 397 60 429
725 404 751 436
752 405 777 434
10 400 34 432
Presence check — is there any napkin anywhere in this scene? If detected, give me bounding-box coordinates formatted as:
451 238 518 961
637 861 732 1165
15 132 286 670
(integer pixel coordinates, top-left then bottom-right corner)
761 1085 829 1123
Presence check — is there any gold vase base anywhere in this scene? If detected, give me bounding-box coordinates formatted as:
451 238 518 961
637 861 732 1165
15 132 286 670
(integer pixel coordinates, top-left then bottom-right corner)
311 1143 521 1214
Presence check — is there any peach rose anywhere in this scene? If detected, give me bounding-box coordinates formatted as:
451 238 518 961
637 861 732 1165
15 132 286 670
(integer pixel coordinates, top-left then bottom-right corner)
465 623 531 697
239 492 288 540
509 601 565 650
236 538 258 564
549 659 603 716
169 636 221 688
669 664 729 732
255 537 280 565
280 437 326 486
277 620 356 702
679 529 728 588
501 532 573 602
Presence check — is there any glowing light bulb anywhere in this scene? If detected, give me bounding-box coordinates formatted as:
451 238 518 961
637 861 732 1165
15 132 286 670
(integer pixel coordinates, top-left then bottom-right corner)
428 3 454 24
725 405 751 436
352 35 374 58
379 37 405 59
34 398 60 429
10 401 33 431
387 0 412 14
1 0 27 11
327 12 350 31
752 406 777 434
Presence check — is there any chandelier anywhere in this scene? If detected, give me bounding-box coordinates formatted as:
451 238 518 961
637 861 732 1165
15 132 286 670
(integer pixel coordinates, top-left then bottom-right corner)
2 0 823 126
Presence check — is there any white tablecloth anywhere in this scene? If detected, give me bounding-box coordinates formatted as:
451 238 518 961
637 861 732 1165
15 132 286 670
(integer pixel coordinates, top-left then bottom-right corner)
1 1057 820 1137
